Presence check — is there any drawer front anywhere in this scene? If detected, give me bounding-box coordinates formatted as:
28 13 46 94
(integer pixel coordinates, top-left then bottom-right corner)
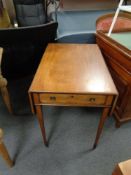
39 94 106 106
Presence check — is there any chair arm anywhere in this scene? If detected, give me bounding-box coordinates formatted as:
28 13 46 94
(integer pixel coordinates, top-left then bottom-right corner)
0 48 3 72
0 128 3 143
0 48 7 87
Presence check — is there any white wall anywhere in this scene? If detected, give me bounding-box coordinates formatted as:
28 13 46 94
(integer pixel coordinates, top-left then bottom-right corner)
59 0 131 11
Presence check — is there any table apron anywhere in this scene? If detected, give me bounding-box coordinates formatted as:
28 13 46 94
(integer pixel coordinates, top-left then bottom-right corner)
34 103 112 107
31 93 115 107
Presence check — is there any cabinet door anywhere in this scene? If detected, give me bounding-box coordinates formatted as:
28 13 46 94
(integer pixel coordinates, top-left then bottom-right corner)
107 65 131 120
96 34 131 123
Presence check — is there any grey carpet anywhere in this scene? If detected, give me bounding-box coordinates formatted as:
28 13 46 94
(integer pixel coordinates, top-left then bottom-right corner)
52 9 115 38
51 9 115 43
56 33 96 44
0 76 131 175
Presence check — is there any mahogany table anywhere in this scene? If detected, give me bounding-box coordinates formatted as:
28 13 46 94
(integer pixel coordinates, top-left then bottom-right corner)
29 44 118 149
96 30 131 126
112 159 131 175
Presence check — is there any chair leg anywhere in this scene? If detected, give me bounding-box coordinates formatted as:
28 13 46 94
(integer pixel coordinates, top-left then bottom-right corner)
0 142 14 167
0 129 13 167
0 86 13 114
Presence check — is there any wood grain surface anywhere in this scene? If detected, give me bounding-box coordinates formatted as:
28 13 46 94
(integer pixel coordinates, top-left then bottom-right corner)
29 44 117 95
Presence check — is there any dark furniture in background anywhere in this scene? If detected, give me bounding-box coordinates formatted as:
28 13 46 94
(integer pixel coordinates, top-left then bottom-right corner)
0 0 58 79
13 0 47 27
0 22 58 79
96 12 131 126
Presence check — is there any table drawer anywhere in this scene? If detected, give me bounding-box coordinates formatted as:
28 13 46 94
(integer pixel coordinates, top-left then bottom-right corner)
39 94 106 106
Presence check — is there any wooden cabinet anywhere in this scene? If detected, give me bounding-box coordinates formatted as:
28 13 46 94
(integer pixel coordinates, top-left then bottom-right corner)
96 31 131 126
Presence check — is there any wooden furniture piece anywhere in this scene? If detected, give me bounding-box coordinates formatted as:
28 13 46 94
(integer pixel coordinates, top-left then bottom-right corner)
107 0 131 36
29 43 118 148
0 3 12 28
96 12 131 33
0 128 13 167
0 48 13 167
0 48 12 114
112 159 131 175
96 13 131 127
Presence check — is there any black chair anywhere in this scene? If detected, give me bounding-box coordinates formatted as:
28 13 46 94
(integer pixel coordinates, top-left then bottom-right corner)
0 0 58 79
13 0 48 27
0 21 58 79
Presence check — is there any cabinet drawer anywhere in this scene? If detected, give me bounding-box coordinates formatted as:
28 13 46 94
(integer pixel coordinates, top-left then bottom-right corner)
39 94 106 106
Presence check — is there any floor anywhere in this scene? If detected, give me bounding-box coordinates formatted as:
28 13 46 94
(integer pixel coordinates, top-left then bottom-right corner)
0 76 131 175
0 1 131 173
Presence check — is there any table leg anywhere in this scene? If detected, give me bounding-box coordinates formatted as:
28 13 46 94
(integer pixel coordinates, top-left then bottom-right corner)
115 121 121 128
33 93 48 146
93 107 110 149
112 165 122 175
1 86 13 114
35 105 48 146
0 129 13 167
0 142 13 167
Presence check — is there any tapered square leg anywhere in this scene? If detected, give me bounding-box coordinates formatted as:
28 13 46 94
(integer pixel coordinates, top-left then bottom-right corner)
0 129 13 167
1 86 13 114
93 107 110 149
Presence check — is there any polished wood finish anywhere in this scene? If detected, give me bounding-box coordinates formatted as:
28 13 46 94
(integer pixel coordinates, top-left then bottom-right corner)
39 93 107 106
30 44 117 94
29 44 118 148
33 93 48 146
0 48 12 114
0 48 13 167
112 159 131 175
0 129 13 167
0 7 12 28
96 12 131 33
96 31 131 126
